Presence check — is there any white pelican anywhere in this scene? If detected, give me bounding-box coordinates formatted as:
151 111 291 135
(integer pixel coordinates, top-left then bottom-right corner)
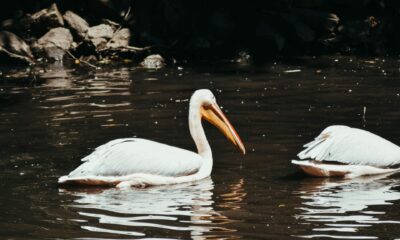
292 125 400 178
58 89 246 187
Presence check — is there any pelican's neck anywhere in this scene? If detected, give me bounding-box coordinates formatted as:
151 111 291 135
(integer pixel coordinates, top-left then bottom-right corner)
189 102 212 160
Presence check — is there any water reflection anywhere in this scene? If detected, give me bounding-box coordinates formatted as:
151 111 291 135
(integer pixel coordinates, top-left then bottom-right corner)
39 62 74 88
218 178 246 210
37 66 134 130
294 175 400 239
59 178 240 239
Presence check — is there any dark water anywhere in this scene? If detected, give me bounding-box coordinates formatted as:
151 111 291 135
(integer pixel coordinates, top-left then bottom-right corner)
1 57 400 239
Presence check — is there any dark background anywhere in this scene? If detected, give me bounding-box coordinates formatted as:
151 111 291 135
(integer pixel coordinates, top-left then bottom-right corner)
1 0 400 60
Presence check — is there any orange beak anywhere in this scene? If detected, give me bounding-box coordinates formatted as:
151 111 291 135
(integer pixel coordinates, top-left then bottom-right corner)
201 103 246 154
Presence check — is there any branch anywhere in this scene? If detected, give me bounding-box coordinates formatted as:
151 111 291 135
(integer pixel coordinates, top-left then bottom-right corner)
66 50 99 69
0 47 35 64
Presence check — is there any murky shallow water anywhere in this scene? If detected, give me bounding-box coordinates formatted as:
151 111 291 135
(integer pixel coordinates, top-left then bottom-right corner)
1 57 400 239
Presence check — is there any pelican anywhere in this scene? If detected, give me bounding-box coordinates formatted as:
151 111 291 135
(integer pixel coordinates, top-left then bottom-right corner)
292 125 400 178
58 89 246 187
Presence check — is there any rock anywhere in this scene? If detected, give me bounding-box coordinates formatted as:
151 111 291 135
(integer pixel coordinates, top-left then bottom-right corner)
339 17 378 41
87 24 114 40
90 37 107 51
35 28 74 50
235 50 252 64
31 3 64 26
139 54 165 69
63 11 89 39
292 8 339 33
101 19 121 31
0 31 34 64
32 27 73 61
107 28 131 49
25 3 64 37
336 16 384 54
1 18 15 30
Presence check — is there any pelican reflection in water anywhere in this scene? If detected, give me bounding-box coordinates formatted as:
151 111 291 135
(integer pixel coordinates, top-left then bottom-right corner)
293 174 400 239
59 178 246 239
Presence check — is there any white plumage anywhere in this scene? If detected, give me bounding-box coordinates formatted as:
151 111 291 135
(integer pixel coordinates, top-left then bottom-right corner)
58 89 245 187
69 138 203 178
292 125 400 178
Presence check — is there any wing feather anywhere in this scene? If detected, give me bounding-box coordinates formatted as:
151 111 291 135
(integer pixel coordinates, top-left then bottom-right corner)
298 125 400 167
69 138 203 178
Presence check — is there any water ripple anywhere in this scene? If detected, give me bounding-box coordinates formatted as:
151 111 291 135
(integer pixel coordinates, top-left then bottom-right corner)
59 178 237 239
294 175 400 239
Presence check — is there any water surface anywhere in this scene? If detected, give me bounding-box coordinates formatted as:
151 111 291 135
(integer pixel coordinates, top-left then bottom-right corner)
1 57 400 239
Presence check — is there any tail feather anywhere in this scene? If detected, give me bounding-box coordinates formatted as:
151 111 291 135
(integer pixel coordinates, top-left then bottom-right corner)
299 138 325 158
298 137 332 160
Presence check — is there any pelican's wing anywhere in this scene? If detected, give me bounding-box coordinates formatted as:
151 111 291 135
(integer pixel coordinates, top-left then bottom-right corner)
67 138 203 178
297 125 400 168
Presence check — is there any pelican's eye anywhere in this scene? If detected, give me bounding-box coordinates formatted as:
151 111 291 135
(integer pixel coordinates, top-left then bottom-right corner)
203 102 212 109
202 97 214 107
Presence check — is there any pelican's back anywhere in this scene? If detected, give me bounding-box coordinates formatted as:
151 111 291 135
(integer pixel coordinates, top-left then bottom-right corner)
298 125 400 168
66 138 203 179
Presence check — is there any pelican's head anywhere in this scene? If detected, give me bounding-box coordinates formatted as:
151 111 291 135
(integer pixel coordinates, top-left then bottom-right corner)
191 89 246 154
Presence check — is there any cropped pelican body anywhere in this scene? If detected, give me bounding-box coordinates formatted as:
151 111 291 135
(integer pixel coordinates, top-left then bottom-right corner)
292 125 400 178
58 89 245 187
